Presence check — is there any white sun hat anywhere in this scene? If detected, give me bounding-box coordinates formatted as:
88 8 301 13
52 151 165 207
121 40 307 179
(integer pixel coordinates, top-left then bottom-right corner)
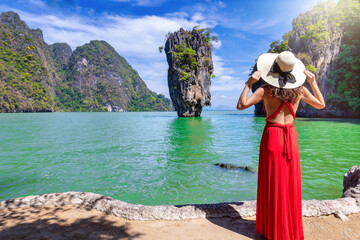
256 51 306 89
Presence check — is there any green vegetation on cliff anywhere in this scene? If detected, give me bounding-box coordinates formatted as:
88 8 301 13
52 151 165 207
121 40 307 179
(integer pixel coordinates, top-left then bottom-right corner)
0 46 52 112
160 27 217 82
324 0 360 113
327 33 360 113
0 13 53 112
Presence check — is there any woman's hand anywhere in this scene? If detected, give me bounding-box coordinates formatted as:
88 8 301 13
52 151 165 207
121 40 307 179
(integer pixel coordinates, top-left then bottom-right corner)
301 70 325 109
247 71 261 86
304 70 315 84
237 70 264 110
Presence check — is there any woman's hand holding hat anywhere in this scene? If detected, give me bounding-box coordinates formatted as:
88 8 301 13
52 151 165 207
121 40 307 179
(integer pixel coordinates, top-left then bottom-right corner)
304 70 315 84
247 70 262 86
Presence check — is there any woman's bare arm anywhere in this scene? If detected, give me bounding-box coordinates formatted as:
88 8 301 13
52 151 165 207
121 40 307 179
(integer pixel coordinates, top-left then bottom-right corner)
301 70 326 109
237 71 265 110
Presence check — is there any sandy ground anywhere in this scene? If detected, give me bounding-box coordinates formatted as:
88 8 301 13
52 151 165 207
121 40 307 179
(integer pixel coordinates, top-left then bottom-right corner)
0 205 359 240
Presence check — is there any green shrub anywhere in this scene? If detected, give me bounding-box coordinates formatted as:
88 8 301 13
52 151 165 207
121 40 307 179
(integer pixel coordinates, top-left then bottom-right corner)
305 64 318 72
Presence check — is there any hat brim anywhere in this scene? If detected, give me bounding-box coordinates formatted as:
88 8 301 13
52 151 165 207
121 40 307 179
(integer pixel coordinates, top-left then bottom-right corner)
257 53 306 89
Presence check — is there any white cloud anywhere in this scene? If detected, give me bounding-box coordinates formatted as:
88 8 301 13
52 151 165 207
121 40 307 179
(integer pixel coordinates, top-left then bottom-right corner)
164 11 189 19
212 83 243 91
217 14 282 33
11 8 217 53
245 18 282 31
216 75 236 84
242 69 251 74
108 0 166 7
211 54 248 92
212 54 234 77
211 39 221 49
210 54 245 92
210 93 238 110
22 0 47 8
234 32 248 40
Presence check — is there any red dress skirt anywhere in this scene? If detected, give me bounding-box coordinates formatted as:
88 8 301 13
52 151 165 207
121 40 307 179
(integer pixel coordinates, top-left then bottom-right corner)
256 101 304 240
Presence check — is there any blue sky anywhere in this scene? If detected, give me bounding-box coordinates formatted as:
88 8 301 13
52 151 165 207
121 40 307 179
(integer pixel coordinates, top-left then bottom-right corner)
1 0 328 109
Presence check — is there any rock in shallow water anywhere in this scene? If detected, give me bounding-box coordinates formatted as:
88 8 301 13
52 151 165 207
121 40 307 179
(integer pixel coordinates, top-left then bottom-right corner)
214 163 255 173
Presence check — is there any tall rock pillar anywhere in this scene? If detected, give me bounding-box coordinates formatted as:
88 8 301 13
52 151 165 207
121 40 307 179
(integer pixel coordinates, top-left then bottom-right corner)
165 28 213 117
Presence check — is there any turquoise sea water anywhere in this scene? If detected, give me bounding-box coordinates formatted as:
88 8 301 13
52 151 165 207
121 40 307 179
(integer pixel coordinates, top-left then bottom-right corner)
0 111 359 205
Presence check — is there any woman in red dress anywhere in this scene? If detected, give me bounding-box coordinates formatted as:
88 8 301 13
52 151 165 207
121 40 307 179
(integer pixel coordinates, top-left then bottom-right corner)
237 51 325 240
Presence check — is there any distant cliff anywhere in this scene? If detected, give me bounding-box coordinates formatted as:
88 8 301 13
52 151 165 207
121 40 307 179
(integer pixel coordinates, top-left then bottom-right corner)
0 11 59 112
0 11 171 112
253 0 360 118
57 40 171 112
164 27 214 117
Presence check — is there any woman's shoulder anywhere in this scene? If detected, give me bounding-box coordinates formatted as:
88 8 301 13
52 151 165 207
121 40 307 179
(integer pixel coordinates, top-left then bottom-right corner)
297 85 306 98
259 84 271 96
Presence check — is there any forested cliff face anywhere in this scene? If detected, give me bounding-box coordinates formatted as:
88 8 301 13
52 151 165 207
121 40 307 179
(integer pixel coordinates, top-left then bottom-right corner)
253 0 360 118
0 11 59 112
56 40 171 112
0 11 171 112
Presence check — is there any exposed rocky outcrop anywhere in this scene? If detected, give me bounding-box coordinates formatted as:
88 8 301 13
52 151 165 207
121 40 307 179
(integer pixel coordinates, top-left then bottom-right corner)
165 28 213 117
65 40 133 111
342 165 360 200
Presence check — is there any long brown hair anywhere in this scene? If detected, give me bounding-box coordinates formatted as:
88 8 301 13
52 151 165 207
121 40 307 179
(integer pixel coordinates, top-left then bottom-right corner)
267 85 302 102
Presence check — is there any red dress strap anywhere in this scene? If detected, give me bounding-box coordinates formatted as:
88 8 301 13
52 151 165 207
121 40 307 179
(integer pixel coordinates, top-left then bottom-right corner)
265 102 286 122
284 102 296 120
264 101 296 122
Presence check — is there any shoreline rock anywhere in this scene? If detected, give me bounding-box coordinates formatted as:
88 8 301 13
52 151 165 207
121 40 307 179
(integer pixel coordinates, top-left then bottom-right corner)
1 191 359 221
342 165 360 200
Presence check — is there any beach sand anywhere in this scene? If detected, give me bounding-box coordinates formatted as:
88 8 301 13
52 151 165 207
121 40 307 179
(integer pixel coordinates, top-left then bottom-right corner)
0 204 359 240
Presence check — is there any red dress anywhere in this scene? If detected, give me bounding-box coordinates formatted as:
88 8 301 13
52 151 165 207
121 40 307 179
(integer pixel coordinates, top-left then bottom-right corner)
256 101 304 240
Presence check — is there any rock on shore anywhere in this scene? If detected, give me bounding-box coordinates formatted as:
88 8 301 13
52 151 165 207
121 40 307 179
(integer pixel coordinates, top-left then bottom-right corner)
342 165 360 201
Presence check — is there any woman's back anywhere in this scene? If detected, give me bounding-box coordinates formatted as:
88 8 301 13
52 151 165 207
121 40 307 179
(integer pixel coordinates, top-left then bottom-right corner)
262 85 302 125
